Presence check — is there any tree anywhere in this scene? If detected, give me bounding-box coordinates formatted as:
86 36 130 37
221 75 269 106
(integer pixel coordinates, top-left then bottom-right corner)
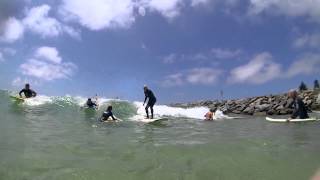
314 80 320 90
299 81 308 91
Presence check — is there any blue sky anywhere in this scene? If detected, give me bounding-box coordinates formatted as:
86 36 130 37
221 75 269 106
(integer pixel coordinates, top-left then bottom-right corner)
0 0 320 103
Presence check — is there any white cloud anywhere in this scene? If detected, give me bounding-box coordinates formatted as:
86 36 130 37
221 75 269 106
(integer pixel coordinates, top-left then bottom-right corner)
163 48 242 64
60 0 135 31
163 53 178 64
249 0 320 23
211 48 242 59
35 46 62 64
146 0 183 19
12 77 40 87
162 68 222 87
0 17 25 43
162 73 184 87
0 52 4 62
286 53 320 78
18 46 77 81
0 47 16 62
23 4 80 38
228 52 282 84
186 68 222 84
293 32 320 49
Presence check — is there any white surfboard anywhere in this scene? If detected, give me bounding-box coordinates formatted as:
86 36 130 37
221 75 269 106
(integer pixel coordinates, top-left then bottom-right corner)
266 117 317 123
139 117 168 123
101 116 123 123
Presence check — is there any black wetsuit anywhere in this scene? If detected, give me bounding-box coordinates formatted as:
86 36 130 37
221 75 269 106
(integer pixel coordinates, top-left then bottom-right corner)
291 98 309 119
144 89 157 118
102 110 116 121
19 89 36 98
86 101 97 108
144 89 156 106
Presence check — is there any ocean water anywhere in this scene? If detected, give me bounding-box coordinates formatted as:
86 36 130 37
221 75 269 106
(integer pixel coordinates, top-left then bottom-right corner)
0 90 320 180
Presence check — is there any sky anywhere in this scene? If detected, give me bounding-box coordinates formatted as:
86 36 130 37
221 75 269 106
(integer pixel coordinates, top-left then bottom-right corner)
0 0 320 103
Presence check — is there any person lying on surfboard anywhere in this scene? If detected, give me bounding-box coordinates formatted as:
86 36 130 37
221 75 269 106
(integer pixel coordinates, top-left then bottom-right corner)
143 85 157 119
204 108 216 121
86 98 98 109
19 83 37 98
288 90 309 120
101 106 117 121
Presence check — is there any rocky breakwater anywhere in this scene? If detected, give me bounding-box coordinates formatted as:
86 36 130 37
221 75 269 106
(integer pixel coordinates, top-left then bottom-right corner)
171 90 320 116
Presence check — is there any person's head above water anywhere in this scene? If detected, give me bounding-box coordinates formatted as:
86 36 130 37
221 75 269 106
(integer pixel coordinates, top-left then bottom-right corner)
88 98 92 102
288 89 298 99
25 83 30 89
107 105 112 111
143 85 148 92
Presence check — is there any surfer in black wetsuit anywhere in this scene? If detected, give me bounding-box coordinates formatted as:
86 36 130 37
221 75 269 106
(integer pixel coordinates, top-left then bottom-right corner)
101 106 117 121
143 85 157 119
288 90 309 119
19 84 37 98
86 98 98 108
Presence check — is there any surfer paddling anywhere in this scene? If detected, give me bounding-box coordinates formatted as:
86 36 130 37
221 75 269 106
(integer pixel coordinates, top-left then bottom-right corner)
19 83 37 98
288 90 309 121
143 85 157 119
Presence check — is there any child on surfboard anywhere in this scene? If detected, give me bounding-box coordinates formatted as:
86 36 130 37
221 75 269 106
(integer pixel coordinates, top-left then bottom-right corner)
101 106 117 121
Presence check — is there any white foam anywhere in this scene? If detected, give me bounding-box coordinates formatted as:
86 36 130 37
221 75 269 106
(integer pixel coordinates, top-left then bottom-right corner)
133 102 209 119
23 95 52 106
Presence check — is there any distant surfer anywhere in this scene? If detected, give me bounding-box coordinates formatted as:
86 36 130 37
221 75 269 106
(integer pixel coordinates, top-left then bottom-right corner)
19 83 37 98
143 85 157 119
86 98 98 109
288 90 309 120
101 106 117 121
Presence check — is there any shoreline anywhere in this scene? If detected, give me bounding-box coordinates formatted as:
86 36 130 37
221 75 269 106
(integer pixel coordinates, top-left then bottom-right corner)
171 90 320 116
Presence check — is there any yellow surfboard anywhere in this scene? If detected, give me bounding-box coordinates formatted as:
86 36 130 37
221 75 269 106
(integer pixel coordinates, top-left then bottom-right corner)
10 96 25 102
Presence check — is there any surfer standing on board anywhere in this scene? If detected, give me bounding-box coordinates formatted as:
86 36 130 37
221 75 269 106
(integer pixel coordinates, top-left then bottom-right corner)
19 84 37 98
143 85 157 119
288 90 309 120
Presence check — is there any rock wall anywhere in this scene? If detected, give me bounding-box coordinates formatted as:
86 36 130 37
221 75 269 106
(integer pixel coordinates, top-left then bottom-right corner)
171 90 320 116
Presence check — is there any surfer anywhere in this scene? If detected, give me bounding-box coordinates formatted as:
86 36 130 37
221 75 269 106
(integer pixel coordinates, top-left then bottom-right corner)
143 85 157 119
19 83 37 98
288 90 309 120
101 106 117 121
86 98 98 109
204 108 216 121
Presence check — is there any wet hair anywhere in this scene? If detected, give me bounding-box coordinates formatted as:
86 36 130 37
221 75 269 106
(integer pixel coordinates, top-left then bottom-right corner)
210 108 217 112
107 105 112 111
25 83 30 87
88 98 92 101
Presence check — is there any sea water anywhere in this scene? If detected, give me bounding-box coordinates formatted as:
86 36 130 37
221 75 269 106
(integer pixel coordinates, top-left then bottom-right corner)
0 90 320 180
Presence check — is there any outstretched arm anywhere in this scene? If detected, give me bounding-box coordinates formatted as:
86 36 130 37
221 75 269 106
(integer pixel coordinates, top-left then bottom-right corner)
19 90 24 97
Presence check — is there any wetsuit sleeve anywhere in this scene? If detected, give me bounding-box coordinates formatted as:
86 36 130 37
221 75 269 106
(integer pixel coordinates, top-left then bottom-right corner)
32 90 37 97
144 92 148 104
19 89 24 96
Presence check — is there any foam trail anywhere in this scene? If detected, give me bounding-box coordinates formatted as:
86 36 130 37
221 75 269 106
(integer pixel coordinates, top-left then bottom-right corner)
133 102 209 119
23 95 52 106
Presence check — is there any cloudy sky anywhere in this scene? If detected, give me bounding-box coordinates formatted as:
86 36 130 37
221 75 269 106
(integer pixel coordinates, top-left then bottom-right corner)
1 0 320 103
